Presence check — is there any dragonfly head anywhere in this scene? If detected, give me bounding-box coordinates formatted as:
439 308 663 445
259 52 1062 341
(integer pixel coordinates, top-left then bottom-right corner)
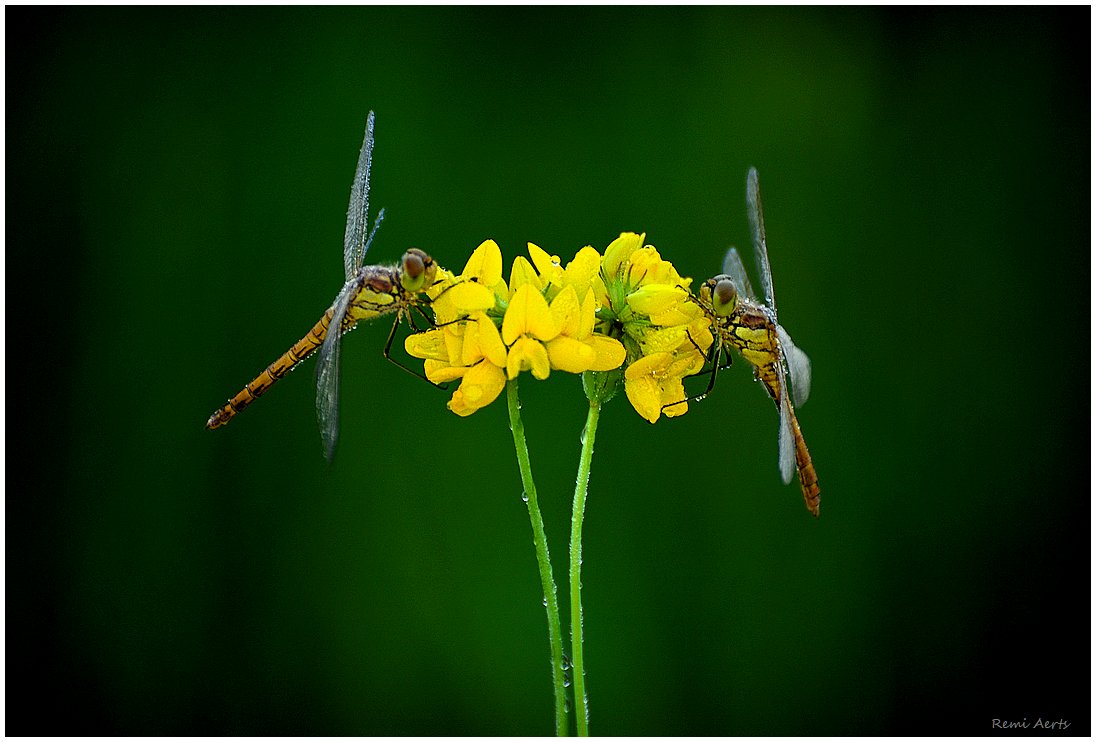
700 276 739 317
399 248 438 293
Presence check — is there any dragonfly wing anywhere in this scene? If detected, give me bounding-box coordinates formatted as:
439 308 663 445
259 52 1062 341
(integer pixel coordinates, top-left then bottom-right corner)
315 279 358 462
343 111 376 281
746 167 777 314
776 362 795 485
776 324 811 407
721 246 757 301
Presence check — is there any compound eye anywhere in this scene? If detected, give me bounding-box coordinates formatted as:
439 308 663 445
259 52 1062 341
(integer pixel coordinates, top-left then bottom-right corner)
713 279 738 313
402 251 425 279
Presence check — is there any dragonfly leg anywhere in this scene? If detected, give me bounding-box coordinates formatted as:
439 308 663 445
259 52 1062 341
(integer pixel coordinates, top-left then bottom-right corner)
382 314 449 390
428 275 477 302
407 303 436 332
433 314 473 329
661 340 724 413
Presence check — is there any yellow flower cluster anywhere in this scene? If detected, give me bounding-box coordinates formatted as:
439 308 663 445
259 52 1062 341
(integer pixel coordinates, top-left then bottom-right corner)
405 240 626 416
405 234 712 422
592 233 714 423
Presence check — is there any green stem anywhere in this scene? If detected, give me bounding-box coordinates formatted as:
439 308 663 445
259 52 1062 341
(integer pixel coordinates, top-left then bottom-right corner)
506 378 568 736
570 398 600 736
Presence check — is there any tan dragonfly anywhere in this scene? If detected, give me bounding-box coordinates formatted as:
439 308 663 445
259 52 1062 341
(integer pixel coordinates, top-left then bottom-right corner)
206 112 439 461
695 168 820 517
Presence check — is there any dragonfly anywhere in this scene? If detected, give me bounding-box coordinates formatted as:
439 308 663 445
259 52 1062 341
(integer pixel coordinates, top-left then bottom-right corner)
693 167 821 517
205 112 440 461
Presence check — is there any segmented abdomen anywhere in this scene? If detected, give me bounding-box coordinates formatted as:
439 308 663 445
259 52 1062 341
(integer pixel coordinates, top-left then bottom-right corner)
205 308 335 429
788 411 821 517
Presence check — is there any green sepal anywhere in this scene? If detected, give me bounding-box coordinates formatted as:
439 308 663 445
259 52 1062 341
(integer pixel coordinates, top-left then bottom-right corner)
582 367 622 404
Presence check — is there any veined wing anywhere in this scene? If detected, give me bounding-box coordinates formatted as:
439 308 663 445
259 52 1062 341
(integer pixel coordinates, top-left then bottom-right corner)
776 324 811 407
315 278 358 462
343 111 376 280
746 167 776 315
776 359 795 485
721 246 757 301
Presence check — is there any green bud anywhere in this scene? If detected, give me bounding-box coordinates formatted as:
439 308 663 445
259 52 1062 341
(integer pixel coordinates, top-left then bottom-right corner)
582 367 623 404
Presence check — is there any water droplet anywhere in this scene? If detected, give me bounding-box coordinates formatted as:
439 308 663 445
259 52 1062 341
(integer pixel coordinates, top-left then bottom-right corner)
542 596 548 607
563 676 572 688
521 491 529 503
560 654 572 671
564 698 572 713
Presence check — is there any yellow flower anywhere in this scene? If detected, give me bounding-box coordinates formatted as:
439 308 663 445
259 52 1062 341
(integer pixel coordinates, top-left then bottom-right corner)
593 232 713 422
406 241 626 416
429 239 506 324
502 283 557 380
624 351 699 424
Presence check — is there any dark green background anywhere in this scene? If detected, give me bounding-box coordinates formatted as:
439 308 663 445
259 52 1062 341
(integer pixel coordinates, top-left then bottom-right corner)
8 7 1089 736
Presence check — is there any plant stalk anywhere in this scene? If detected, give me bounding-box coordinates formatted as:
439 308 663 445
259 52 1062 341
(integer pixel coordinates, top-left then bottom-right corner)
569 398 600 736
506 378 569 736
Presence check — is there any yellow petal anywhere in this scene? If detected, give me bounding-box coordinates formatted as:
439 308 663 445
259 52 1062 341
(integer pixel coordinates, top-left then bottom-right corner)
624 351 673 381
563 247 602 298
460 317 484 366
659 375 689 417
640 325 689 355
628 246 688 288
443 323 466 363
669 341 708 378
624 374 662 423
425 359 467 384
463 239 503 286
445 281 496 312
502 283 559 344
685 318 715 355
476 313 508 367
506 336 551 380
404 329 449 361
577 289 596 339
545 335 596 374
584 334 626 371
549 285 582 338
508 255 543 295
527 242 563 285
627 283 685 316
601 232 645 280
649 304 698 327
448 360 506 416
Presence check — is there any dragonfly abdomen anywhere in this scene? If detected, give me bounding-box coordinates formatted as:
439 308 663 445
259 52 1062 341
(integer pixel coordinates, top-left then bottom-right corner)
789 410 821 517
205 308 335 430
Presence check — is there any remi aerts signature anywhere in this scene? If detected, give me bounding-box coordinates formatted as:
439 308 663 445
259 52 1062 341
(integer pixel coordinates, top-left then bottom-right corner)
992 718 1071 731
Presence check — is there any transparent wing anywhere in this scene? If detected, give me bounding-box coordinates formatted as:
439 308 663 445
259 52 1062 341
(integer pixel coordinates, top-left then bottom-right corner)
746 167 776 315
776 324 811 407
315 278 358 462
776 361 795 485
720 246 757 301
342 111 376 281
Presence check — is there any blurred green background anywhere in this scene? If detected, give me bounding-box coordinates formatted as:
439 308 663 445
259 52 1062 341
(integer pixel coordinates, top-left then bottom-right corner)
8 7 1089 735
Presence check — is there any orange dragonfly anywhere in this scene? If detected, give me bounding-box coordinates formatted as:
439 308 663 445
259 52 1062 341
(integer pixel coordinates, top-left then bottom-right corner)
206 112 439 461
695 168 820 516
